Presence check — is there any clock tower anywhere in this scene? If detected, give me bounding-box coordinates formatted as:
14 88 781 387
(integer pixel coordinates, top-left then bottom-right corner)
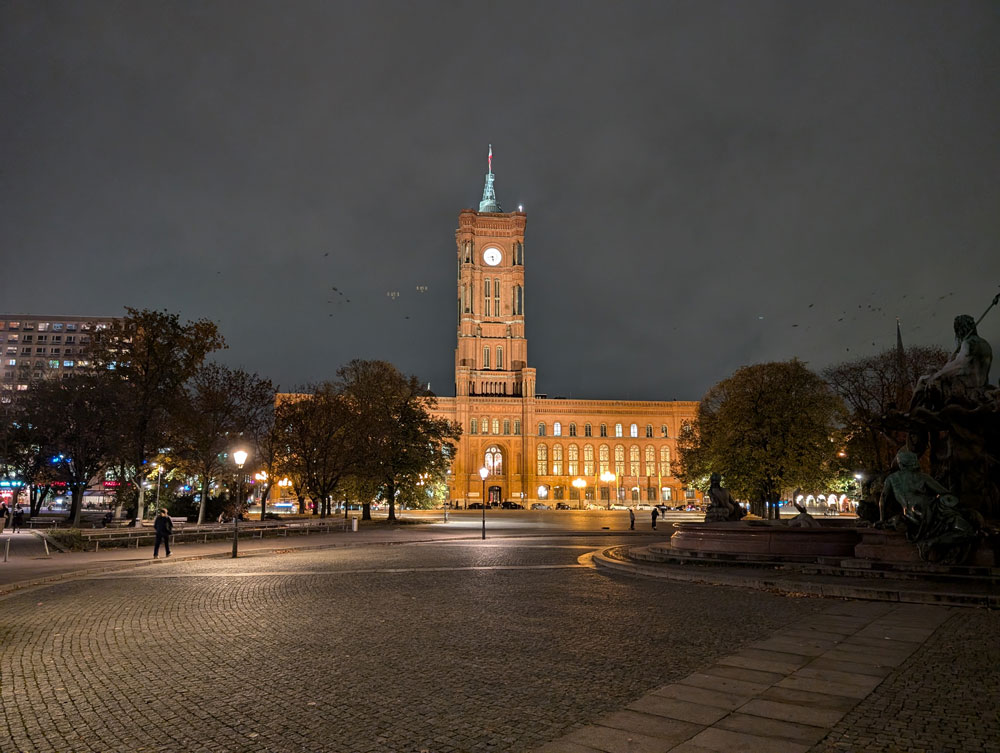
454 147 535 399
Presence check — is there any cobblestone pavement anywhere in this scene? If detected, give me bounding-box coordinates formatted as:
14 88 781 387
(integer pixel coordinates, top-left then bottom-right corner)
808 608 1000 753
0 535 827 753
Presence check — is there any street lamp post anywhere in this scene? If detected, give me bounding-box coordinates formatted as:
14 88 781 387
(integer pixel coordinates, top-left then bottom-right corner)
232 449 248 558
600 471 616 510
154 464 163 511
572 478 586 509
479 466 488 540
254 471 268 520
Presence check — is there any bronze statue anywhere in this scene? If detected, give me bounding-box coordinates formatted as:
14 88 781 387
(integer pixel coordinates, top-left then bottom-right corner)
910 314 993 411
704 473 745 523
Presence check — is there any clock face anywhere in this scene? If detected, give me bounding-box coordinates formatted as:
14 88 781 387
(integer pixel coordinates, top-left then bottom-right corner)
482 247 502 266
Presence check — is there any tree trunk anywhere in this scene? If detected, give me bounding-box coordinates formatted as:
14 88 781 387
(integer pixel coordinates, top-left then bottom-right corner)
197 475 210 525
362 501 372 521
386 480 397 522
133 478 147 525
259 482 272 520
69 485 85 527
297 495 305 515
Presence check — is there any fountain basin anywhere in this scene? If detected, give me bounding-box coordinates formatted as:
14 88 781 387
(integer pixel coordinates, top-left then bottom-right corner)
669 521 860 559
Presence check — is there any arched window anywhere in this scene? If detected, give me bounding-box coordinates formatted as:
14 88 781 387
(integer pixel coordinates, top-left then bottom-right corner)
470 418 478 434
585 423 592 437
483 346 490 369
659 446 671 477
496 346 503 369
629 445 640 476
584 444 595 476
485 445 503 476
514 285 523 315
599 444 610 474
480 417 488 435
645 445 656 476
630 423 638 438
568 444 579 475
503 419 510 435
536 444 548 475
552 444 564 475
514 241 523 265
484 278 491 317
494 283 500 317
614 445 625 476
464 241 472 263
492 418 500 435
538 422 546 436
645 424 653 438
553 421 562 437
615 423 623 438
600 423 607 437
661 425 669 438
514 420 521 435
569 423 577 437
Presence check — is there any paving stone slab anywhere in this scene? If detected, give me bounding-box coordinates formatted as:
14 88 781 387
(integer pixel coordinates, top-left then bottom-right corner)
803 656 891 678
855 624 936 642
817 648 909 667
735 647 814 667
594 710 702 746
679 671 771 696
702 664 785 686
790 666 885 689
683 726 812 753
738 698 848 728
716 652 804 676
535 740 603 753
759 686 860 712
626 695 729 726
650 683 752 711
749 640 830 657
775 675 874 699
716 712 830 745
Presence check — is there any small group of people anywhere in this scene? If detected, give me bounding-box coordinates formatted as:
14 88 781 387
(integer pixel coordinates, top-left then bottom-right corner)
627 506 662 530
0 502 25 533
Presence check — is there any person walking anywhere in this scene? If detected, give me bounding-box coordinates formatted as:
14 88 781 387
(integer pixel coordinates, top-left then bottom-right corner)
651 506 659 530
0 502 8 533
153 509 172 559
628 507 635 530
11 505 24 533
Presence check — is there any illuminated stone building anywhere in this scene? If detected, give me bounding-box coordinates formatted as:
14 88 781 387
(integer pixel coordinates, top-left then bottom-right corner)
430 152 700 507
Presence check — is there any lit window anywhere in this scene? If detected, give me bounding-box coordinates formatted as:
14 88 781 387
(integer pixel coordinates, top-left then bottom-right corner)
48 360 59 369
661 487 673 502
645 446 656 476
584 444 595 476
615 423 623 437
492 418 499 435
37 322 49 332
5 359 14 366
599 444 610 474
481 416 489 435
659 446 671 477
568 444 579 475
630 423 638 438
485 445 503 476
52 323 63 332
16 384 27 391
536 444 548 475
553 421 561 437
615 445 625 476
629 445 640 476
552 444 563 475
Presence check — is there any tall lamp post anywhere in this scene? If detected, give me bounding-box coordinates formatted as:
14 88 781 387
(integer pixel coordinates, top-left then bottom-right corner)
479 466 488 540
572 478 586 509
254 471 268 520
232 449 248 558
600 471 616 510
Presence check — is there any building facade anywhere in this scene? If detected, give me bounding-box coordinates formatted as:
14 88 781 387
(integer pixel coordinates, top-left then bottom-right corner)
0 314 120 399
430 157 700 507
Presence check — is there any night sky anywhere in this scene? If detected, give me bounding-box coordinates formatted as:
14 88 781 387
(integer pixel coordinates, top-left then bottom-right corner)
2 2 998 401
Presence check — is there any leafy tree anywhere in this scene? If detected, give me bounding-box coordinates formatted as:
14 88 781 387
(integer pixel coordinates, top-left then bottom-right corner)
822 346 947 489
337 360 460 522
277 383 356 518
0 399 58 515
677 360 844 518
169 364 274 524
88 308 225 522
19 374 118 525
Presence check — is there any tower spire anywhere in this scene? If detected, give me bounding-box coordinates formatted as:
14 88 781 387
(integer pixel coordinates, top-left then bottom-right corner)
479 144 501 212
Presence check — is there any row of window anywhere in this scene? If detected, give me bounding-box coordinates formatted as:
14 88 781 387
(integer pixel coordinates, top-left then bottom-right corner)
0 334 86 344
6 348 80 356
537 421 669 438
534 444 671 477
460 241 524 266
482 346 505 370
537 485 676 502
459 282 524 317
5 359 83 368
0 321 110 332
470 417 522 436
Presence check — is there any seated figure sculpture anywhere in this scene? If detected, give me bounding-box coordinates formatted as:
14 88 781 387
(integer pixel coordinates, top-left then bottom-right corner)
880 449 983 564
704 473 745 523
910 314 992 411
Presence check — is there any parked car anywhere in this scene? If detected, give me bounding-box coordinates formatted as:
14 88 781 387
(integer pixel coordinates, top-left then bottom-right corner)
468 502 485 509
531 503 551 510
555 502 571 510
501 501 524 509
635 503 652 511
654 505 670 515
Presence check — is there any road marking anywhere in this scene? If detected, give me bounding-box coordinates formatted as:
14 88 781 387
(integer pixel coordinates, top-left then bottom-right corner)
85 563 593 579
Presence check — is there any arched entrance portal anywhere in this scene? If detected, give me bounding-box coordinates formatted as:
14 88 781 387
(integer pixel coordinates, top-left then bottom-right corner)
488 485 502 506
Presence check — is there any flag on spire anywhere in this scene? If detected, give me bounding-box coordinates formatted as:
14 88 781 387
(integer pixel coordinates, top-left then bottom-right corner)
488 144 493 174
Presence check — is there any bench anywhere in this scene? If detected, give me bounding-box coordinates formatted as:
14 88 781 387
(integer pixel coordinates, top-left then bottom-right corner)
168 517 187 528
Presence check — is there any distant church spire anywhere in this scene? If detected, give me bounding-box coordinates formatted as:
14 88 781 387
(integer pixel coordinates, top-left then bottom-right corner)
479 144 501 212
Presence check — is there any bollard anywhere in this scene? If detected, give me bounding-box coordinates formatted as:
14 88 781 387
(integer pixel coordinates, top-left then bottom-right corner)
351 517 358 532
3 537 9 563
43 538 49 556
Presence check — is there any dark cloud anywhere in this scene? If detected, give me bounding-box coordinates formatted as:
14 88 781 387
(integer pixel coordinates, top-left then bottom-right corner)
1 1 998 399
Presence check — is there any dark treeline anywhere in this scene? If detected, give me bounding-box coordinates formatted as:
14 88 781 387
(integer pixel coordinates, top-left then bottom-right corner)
0 308 459 525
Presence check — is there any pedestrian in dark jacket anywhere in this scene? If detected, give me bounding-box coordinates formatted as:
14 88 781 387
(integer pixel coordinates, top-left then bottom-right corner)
0 502 8 533
11 505 24 533
628 507 635 530
153 509 172 558
651 507 659 530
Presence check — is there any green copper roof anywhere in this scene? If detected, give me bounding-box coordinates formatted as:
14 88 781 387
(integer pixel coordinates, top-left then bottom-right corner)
479 144 501 212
